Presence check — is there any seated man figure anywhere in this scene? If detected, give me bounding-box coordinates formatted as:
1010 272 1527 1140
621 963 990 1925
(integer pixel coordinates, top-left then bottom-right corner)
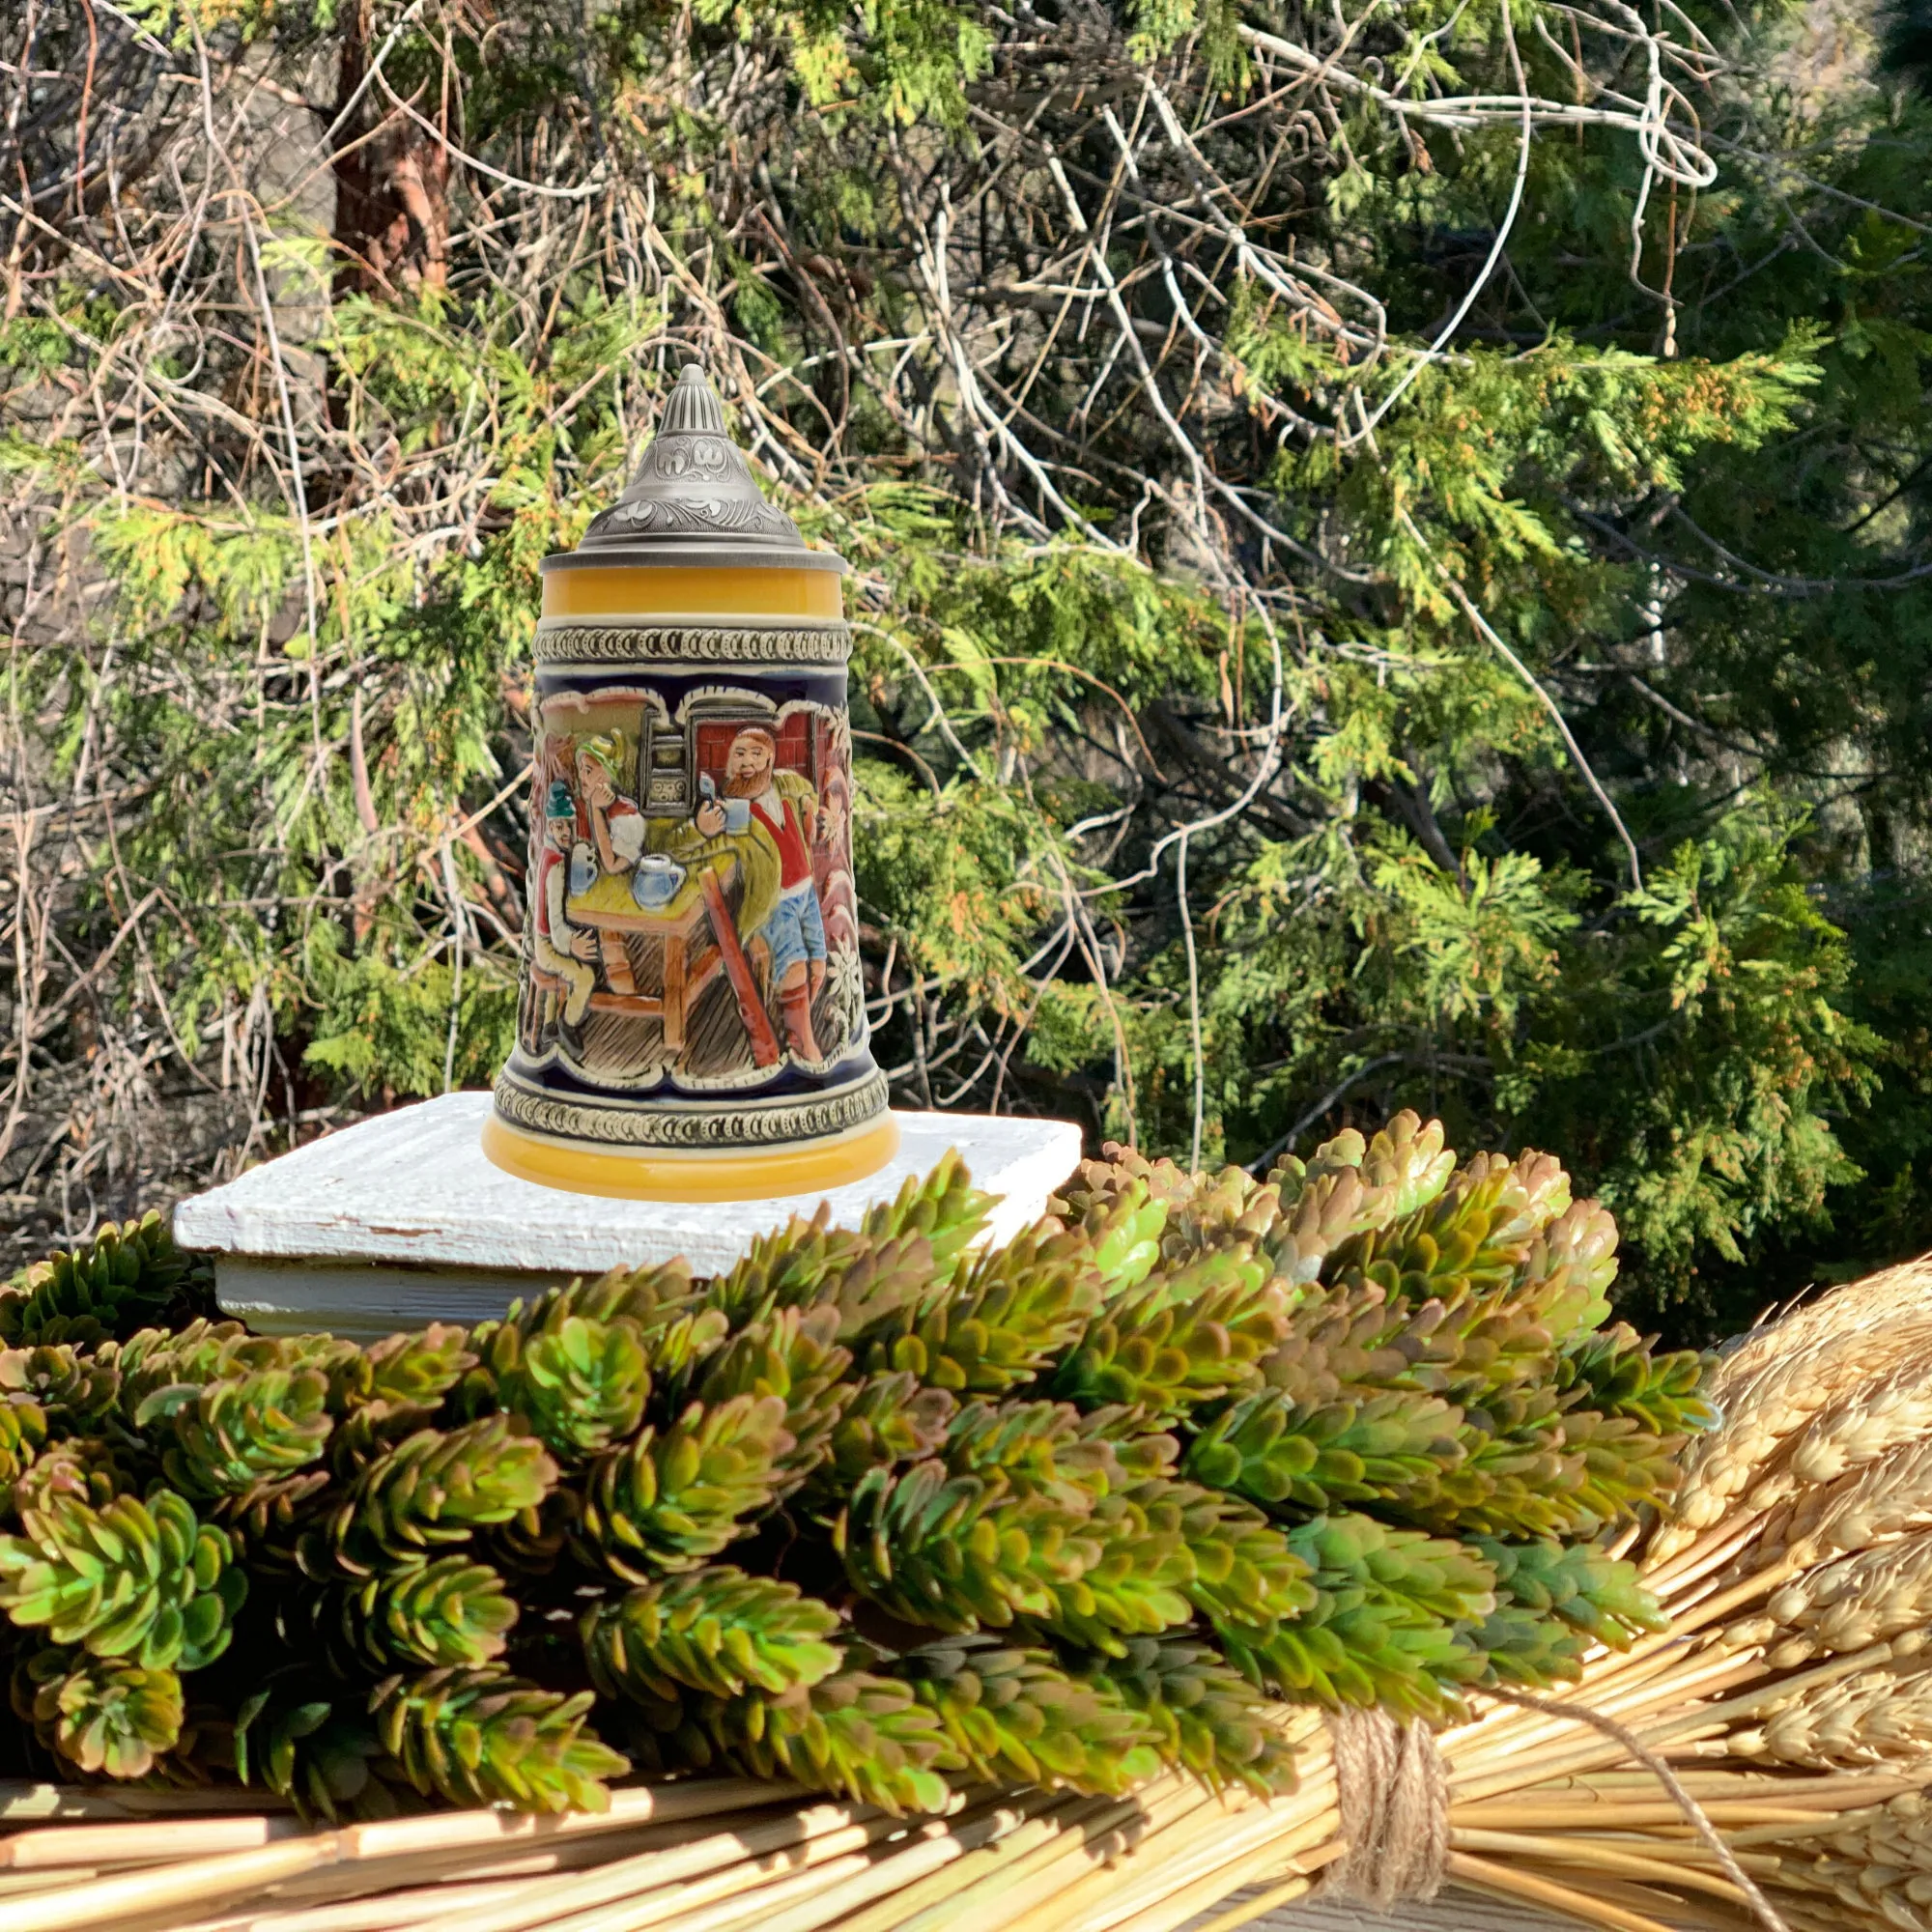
532 780 600 1053
694 725 827 1061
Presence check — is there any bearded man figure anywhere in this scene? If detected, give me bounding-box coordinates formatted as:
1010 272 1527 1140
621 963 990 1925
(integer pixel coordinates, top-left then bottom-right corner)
693 724 827 1061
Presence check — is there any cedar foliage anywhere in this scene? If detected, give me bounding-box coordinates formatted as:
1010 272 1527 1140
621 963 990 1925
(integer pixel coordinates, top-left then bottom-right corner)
0 1124 1705 1816
7 0 1932 1344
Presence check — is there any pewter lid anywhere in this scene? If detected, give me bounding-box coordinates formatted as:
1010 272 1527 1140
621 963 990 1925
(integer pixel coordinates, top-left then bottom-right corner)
572 362 836 568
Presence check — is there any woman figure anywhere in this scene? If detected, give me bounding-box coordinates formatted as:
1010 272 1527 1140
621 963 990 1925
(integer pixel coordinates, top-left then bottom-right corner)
575 735 645 876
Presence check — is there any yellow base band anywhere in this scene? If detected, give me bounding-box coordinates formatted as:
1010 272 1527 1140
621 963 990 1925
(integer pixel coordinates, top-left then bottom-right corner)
479 1111 899 1204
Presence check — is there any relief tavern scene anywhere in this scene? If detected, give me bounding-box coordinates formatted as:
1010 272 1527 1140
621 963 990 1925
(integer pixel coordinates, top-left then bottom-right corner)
521 684 863 1090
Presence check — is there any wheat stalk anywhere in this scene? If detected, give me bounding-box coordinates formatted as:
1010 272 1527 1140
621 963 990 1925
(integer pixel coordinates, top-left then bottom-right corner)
1729 1664 1932 1772
1648 1259 1932 1564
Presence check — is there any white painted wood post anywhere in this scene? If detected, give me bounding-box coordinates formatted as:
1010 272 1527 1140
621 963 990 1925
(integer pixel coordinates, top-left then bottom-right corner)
174 1094 1085 1337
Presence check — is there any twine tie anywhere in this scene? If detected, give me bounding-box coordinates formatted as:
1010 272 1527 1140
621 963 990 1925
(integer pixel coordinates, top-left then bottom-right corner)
1320 1707 1449 1907
1316 1692 1794 1932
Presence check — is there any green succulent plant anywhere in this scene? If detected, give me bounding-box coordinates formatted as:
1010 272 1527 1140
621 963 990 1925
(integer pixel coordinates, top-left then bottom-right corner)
1184 1384 1464 1515
837 1458 1097 1634
234 1670 395 1822
0 1486 245 1670
309 1552 521 1670
1218 1513 1495 1719
863 1222 1102 1394
895 1635 1162 1791
1475 1538 1664 1687
486 1311 652 1461
706 1211 877 1331
942 1397 1164 1508
18 1645 185 1778
2 1214 210 1347
140 1366 335 1499
686 1663 952 1815
576 1394 793 1582
1051 1248 1286 1418
310 1417 558 1577
372 1666 629 1813
1088 1635 1297 1796
816 1371 956 1493
862 1149 997 1284
696 1305 852 1493
363 1324 478 1408
0 1346 119 1435
1050 1178 1168 1297
0 1128 1708 1822
14 1435 142 1513
583 1566 843 1702
0 1398 45 1488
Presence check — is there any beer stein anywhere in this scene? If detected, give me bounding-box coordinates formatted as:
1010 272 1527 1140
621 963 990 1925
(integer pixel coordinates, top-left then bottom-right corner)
483 364 895 1199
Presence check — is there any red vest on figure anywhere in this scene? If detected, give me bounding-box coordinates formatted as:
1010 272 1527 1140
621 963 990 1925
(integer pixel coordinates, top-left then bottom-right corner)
750 796 812 891
536 846 566 939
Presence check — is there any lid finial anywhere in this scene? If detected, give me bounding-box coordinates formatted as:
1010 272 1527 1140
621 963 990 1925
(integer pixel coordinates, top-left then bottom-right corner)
578 361 806 555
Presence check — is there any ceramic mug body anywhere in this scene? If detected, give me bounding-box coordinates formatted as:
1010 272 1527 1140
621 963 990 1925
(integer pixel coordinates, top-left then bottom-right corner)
495 562 887 1155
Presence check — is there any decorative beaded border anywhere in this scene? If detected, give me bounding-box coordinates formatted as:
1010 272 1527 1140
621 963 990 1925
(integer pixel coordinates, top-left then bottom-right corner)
492 1066 890 1150
533 623 852 667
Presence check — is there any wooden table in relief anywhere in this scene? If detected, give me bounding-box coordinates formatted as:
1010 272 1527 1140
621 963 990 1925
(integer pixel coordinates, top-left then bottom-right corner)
564 855 781 1063
565 860 730 1052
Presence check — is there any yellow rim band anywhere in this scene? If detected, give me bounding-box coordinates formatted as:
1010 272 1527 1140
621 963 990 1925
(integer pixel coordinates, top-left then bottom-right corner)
541 567 843 620
479 1111 899 1204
